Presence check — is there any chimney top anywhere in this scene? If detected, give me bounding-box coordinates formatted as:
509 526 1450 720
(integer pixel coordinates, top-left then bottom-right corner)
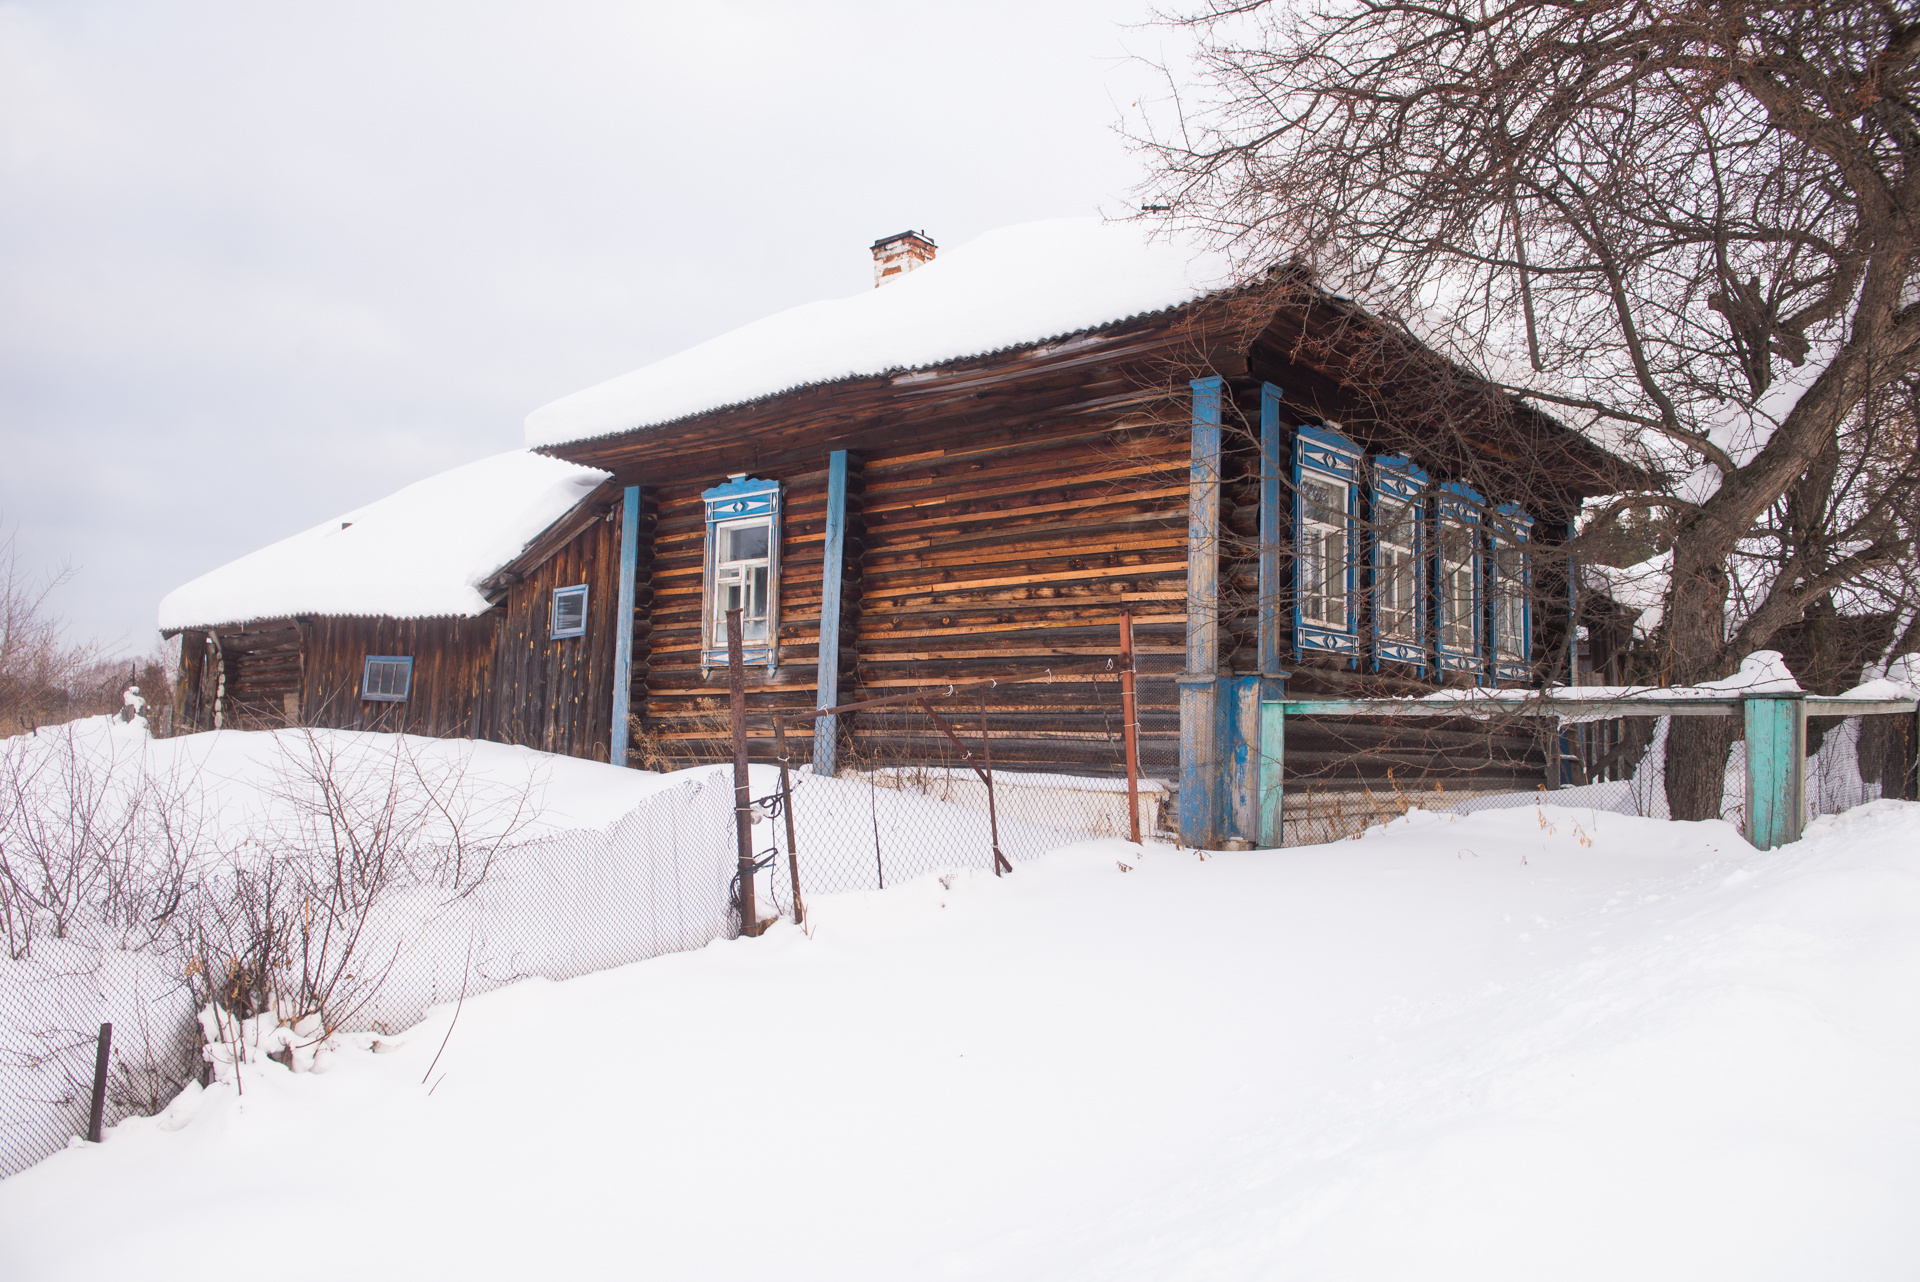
870 229 936 288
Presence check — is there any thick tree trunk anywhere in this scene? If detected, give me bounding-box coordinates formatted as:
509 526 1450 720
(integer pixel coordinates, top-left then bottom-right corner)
1662 542 1737 821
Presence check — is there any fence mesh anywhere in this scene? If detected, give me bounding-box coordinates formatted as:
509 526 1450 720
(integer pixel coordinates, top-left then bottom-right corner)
0 760 737 1180
4 690 1913 1182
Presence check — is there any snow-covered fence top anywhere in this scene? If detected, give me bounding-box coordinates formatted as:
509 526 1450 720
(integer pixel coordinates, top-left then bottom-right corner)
1256 653 1917 852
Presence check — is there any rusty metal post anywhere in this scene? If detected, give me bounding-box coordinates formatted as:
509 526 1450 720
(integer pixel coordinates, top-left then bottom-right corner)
980 700 1010 875
726 609 757 936
1119 611 1142 844
774 717 804 926
86 1022 111 1142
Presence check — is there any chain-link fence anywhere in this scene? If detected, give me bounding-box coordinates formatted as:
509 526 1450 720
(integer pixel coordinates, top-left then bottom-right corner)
8 681 1912 1181
0 755 736 1180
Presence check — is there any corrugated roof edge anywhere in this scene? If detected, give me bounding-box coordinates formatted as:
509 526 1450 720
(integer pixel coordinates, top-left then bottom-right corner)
529 297 1210 454
161 609 487 637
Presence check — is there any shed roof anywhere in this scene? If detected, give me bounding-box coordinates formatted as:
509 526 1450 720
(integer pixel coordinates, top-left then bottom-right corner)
158 450 609 632
523 217 1233 450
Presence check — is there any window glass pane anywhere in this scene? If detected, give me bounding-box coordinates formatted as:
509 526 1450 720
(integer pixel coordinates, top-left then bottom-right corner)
551 586 587 637
1300 478 1342 526
1320 527 1346 623
363 657 410 701
1298 472 1349 629
1447 563 1474 648
724 522 770 562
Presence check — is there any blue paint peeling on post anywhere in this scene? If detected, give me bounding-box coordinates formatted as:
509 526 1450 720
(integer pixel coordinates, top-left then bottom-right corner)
1259 383 1285 678
1743 692 1805 849
1180 377 1225 847
610 485 641 767
1222 674 1262 841
813 450 850 776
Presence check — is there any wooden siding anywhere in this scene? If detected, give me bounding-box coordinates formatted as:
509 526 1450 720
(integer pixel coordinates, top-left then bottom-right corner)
296 617 493 735
482 507 621 759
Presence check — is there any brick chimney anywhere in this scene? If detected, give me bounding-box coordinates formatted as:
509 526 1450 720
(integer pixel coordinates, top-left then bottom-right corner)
870 230 936 287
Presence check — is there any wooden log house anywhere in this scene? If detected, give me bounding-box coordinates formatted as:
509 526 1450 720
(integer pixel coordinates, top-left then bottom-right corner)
163 219 1637 847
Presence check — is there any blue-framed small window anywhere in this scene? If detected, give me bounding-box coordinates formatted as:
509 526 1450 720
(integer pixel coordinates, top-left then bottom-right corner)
1435 482 1484 678
1371 455 1428 673
1490 503 1533 681
361 656 412 702
550 584 589 639
701 474 783 674
1292 423 1362 664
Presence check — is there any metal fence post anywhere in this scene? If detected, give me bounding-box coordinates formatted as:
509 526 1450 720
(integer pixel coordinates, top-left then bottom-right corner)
1119 612 1142 844
86 1023 111 1143
774 717 804 926
1744 692 1807 849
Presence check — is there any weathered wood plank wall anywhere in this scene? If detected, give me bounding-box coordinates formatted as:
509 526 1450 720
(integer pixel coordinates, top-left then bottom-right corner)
483 511 620 759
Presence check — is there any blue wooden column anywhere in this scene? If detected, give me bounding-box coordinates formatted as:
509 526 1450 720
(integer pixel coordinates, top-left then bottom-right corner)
1252 383 1291 846
813 450 851 776
1179 377 1225 847
1258 383 1286 678
1743 692 1806 849
610 484 642 767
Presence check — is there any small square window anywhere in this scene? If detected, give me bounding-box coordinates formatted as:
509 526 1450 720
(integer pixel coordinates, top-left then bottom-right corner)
551 584 588 639
362 656 412 702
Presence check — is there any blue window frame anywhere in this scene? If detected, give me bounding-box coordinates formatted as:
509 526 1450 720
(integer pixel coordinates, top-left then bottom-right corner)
701 474 782 674
1371 455 1428 673
1490 503 1534 681
361 655 412 702
1292 423 1361 664
550 584 589 639
1435 482 1485 678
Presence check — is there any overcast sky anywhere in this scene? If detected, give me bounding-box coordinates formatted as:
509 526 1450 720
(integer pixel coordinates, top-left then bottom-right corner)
0 0 1174 656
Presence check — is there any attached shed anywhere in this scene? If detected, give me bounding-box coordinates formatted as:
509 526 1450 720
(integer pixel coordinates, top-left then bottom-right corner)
159 450 631 760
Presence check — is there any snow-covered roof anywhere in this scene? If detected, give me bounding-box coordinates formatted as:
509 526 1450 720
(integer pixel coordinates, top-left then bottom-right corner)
159 451 609 631
524 217 1234 449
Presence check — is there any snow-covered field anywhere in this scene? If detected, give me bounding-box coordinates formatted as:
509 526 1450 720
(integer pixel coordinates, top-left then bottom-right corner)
4 795 1916 1280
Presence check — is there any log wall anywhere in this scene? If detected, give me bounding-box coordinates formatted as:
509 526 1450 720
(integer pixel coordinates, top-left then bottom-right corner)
636 464 836 764
846 416 1191 774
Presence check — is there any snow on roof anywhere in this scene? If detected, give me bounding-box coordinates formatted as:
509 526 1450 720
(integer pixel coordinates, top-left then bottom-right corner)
159 451 608 631
524 217 1234 449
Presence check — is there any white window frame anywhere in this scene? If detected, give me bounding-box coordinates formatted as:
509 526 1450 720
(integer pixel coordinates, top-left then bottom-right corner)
1435 482 1484 676
1371 456 1427 671
701 475 783 674
1292 423 1361 662
1490 503 1534 680
550 583 589 639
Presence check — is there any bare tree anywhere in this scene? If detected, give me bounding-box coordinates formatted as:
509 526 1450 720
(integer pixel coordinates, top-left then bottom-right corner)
1132 0 1920 817
0 525 103 735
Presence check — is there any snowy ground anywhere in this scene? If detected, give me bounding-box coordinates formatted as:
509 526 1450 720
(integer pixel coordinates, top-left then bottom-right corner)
3 799 1917 1279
